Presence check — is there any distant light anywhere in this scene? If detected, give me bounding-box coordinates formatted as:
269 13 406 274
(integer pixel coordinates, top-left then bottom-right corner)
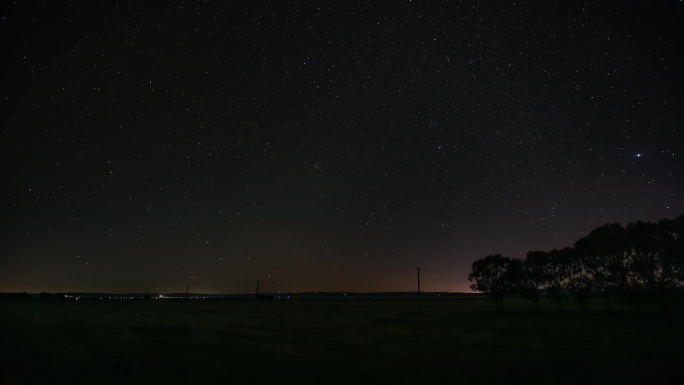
636 153 642 158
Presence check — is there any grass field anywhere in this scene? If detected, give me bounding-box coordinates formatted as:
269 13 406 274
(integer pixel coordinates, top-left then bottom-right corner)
1 296 683 385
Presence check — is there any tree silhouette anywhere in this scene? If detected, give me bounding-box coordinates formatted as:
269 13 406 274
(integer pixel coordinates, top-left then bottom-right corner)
660 215 684 286
543 248 572 312
628 217 683 312
515 252 547 312
467 215 683 314
564 246 593 312
468 254 514 313
575 223 633 312
656 215 684 289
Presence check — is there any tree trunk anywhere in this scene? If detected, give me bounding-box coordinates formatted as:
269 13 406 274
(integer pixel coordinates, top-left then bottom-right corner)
495 299 504 314
604 293 612 313
633 296 641 314
663 298 671 315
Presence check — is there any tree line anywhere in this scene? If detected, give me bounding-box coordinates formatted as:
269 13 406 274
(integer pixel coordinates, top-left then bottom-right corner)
467 215 684 313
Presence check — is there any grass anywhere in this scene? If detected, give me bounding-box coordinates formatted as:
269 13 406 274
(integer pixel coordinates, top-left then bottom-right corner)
1 296 683 385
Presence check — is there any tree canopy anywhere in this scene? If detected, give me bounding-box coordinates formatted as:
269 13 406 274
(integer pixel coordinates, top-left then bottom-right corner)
466 215 683 312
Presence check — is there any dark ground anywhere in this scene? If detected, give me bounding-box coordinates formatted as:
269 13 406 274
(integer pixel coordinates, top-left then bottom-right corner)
1 296 682 385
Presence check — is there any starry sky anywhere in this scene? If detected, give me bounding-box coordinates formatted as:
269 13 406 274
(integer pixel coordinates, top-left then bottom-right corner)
1 1 683 294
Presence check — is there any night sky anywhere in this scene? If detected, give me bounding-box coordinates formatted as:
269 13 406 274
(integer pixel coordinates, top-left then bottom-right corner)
2 1 683 294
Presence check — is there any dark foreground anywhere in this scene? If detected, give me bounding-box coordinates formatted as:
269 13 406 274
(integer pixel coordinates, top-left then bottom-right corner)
1 297 683 385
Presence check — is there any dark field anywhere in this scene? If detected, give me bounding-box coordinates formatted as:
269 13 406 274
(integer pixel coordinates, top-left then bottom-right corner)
1 297 683 385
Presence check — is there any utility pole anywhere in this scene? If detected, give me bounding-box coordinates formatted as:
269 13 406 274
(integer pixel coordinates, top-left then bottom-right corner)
256 279 260 300
417 267 421 300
